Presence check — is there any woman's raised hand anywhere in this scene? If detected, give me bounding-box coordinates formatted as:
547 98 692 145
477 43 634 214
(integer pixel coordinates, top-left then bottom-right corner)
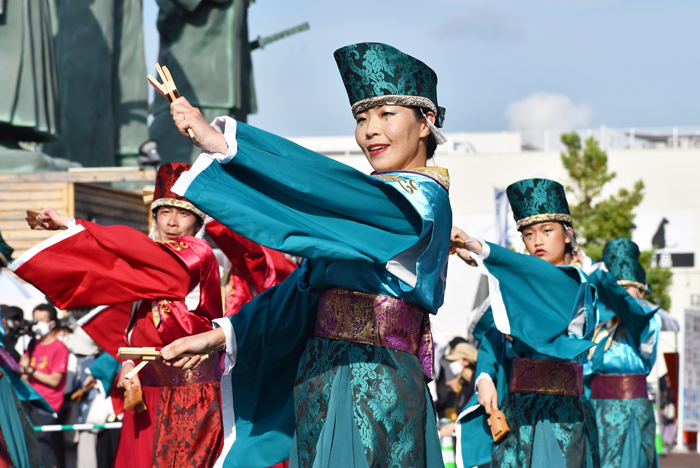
170 96 227 152
161 328 227 370
450 226 481 266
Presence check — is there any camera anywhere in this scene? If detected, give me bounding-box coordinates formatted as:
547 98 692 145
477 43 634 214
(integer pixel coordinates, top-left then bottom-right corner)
4 318 36 340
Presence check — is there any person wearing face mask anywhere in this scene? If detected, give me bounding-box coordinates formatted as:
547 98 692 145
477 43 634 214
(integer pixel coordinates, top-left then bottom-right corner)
19 303 69 468
585 239 661 468
439 342 478 438
451 178 598 468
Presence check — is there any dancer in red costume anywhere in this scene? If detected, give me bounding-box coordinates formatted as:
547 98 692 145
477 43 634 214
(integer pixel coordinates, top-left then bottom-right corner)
10 163 224 468
207 219 296 318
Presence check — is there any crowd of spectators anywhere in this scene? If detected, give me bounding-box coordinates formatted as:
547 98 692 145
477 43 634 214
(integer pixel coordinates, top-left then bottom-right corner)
1 303 120 468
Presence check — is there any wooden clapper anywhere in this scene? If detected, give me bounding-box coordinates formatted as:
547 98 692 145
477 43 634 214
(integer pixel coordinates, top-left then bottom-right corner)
146 63 197 141
116 347 205 412
487 409 510 442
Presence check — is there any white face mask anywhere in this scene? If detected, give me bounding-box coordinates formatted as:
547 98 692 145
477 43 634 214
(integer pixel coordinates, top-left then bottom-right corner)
449 361 463 376
32 321 52 339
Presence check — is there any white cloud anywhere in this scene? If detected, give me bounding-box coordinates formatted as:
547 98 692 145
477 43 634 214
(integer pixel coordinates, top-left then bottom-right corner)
505 92 594 131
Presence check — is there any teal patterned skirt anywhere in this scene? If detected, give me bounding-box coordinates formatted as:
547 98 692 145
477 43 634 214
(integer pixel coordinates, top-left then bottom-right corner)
590 398 658 468
493 392 596 468
290 337 442 468
0 370 32 468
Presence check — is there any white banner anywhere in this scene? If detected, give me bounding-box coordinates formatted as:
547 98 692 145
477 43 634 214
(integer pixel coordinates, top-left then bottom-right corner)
683 309 700 431
494 188 509 248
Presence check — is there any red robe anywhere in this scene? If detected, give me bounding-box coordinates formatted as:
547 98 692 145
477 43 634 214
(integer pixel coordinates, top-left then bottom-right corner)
206 220 295 316
11 220 224 468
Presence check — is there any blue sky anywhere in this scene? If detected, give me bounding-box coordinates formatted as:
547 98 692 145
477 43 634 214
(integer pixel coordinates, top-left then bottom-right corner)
143 0 699 137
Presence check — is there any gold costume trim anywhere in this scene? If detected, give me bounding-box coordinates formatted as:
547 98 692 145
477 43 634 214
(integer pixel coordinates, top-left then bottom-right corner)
151 198 206 222
516 213 572 230
407 166 450 191
352 95 438 121
372 166 450 192
617 279 646 290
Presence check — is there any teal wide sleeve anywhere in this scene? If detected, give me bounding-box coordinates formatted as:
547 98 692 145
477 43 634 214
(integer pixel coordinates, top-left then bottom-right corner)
588 268 658 349
224 266 320 468
173 119 423 263
475 323 504 382
5 365 54 414
88 352 121 396
477 242 595 360
457 325 510 467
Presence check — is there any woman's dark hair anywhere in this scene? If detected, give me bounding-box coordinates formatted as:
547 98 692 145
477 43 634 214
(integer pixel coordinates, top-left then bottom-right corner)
412 107 437 160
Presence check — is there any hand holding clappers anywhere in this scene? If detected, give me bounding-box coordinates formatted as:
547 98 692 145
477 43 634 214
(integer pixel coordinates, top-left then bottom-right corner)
147 64 196 141
26 210 65 230
117 347 208 413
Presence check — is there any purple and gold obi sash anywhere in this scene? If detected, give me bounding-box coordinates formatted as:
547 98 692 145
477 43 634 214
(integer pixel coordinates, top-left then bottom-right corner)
509 358 584 397
314 288 435 381
590 373 648 400
140 354 221 387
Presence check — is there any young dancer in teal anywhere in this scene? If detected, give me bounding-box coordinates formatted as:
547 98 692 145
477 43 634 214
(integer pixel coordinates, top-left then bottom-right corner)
159 43 452 468
586 238 661 468
453 178 598 468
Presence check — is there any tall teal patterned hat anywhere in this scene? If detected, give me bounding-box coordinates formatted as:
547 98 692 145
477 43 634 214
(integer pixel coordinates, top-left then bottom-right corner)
334 42 446 128
506 178 572 230
601 238 646 290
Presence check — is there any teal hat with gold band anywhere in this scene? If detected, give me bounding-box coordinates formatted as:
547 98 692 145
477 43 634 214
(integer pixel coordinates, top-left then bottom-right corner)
334 42 446 128
506 178 572 230
600 238 646 289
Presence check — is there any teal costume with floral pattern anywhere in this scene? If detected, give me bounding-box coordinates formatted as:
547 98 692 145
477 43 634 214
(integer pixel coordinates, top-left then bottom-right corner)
172 117 451 468
457 178 597 468
456 243 598 468
585 239 661 468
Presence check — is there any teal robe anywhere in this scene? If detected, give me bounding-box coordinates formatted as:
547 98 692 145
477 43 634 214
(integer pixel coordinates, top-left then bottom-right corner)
586 267 661 468
457 243 597 468
173 117 452 467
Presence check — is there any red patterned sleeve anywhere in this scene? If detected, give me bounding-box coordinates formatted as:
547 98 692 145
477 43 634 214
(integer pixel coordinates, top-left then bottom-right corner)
10 220 191 309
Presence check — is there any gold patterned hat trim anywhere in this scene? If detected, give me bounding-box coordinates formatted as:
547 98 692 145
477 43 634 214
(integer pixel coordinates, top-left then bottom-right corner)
151 198 206 222
351 95 439 123
516 213 572 230
617 280 646 290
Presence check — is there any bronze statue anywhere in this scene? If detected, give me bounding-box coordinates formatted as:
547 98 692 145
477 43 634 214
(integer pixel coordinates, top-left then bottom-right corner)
43 0 150 167
0 0 60 163
149 0 257 163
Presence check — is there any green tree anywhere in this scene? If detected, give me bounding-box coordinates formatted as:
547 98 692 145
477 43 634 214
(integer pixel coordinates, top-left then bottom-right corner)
560 132 672 309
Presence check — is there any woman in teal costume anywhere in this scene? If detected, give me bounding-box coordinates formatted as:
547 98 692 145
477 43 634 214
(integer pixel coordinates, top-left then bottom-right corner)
585 238 661 468
160 42 451 468
452 178 598 468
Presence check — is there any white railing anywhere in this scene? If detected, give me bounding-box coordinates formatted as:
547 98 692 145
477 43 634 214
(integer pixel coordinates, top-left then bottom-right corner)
520 126 700 152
